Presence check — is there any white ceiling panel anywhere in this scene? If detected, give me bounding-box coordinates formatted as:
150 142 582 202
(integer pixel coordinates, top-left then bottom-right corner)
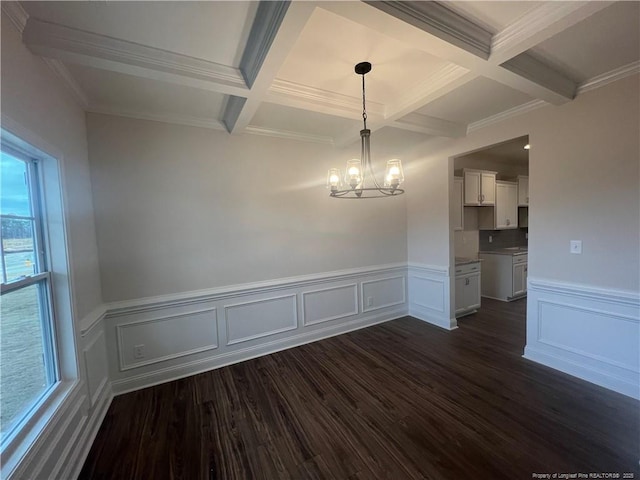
67 64 226 121
414 77 534 124
276 6 450 105
532 2 640 83
22 1 258 66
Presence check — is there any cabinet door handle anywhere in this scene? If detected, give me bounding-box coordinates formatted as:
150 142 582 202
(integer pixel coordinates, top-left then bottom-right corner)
465 278 470 286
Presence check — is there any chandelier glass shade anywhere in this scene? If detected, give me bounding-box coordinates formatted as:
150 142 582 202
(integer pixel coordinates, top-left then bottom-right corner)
327 62 404 199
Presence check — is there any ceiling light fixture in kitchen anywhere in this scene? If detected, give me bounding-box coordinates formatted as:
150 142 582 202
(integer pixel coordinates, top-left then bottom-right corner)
326 62 404 198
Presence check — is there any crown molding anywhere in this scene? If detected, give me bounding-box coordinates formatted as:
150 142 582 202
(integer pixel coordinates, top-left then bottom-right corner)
268 79 384 119
1 1 28 33
466 100 547 133
364 1 491 59
239 1 290 88
42 59 89 108
577 61 640 95
87 106 227 131
490 2 612 65
244 126 334 145
393 112 466 138
22 18 248 96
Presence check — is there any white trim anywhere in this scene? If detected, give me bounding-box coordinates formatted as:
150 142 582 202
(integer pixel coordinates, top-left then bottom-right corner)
407 262 449 276
41 59 89 109
536 299 638 372
577 61 640 95
528 277 639 307
116 307 219 371
268 78 384 118
23 18 248 96
87 106 227 132
80 304 107 337
111 307 407 395
1 1 29 33
244 125 335 145
467 100 547 133
224 294 298 346
105 263 407 316
301 284 359 327
361 276 407 313
82 330 108 406
525 277 640 399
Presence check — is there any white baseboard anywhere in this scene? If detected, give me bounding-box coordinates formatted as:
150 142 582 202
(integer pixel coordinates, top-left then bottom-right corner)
525 277 639 399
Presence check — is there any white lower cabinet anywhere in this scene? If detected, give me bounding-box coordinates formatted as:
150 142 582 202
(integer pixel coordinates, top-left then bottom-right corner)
479 253 527 301
455 262 481 317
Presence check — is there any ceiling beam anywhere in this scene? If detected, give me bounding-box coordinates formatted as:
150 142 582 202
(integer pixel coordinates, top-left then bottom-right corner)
227 1 316 134
22 17 249 97
362 1 492 60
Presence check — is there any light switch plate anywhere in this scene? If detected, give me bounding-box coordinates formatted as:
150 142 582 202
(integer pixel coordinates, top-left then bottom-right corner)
570 240 582 254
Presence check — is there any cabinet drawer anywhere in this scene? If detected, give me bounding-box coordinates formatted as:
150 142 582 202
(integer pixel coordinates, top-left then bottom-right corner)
455 262 480 275
512 254 528 264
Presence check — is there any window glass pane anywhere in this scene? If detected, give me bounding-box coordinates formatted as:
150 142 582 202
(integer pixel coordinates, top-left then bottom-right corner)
0 152 31 217
2 219 36 283
0 284 49 439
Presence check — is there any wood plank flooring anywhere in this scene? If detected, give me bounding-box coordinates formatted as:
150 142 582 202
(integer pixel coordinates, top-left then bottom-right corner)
79 298 639 479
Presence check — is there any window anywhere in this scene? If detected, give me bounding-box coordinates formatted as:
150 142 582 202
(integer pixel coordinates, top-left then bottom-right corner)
0 148 58 443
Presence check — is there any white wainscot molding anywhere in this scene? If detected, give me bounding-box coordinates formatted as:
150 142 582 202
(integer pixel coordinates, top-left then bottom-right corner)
407 263 455 330
302 284 358 326
107 264 408 395
524 277 640 399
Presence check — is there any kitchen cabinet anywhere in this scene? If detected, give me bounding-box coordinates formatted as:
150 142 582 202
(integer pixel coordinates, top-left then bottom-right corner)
477 181 518 230
517 175 529 206
479 252 527 301
453 177 463 231
455 261 481 317
463 169 496 206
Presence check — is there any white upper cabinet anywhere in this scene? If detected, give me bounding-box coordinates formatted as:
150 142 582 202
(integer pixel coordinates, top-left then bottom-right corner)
517 175 529 206
495 181 518 229
453 177 463 231
463 169 496 206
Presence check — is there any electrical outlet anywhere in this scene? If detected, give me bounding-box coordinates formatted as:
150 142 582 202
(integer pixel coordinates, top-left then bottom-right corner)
489 235 493 243
134 344 145 359
570 240 582 254
366 297 373 307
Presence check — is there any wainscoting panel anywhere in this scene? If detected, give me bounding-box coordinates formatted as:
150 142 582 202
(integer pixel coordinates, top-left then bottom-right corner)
302 284 358 326
407 263 454 330
524 277 640 399
225 295 297 345
83 329 109 408
117 307 218 370
106 264 408 394
361 276 406 313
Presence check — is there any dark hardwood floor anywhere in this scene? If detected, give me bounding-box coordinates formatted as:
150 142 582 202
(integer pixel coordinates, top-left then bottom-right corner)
80 298 639 479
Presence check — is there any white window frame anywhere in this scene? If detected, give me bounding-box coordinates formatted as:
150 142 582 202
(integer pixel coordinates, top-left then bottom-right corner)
0 126 80 480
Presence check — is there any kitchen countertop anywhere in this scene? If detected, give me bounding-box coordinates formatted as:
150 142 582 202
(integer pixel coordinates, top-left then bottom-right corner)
479 247 528 256
455 257 481 266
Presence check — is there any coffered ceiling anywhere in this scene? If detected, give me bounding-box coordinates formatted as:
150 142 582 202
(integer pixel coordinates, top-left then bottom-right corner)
4 1 639 148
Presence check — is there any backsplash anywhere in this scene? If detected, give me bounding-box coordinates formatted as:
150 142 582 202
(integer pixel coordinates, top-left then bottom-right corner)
479 229 528 251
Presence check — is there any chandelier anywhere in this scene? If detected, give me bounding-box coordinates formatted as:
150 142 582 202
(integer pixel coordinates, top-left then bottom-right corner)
327 62 405 198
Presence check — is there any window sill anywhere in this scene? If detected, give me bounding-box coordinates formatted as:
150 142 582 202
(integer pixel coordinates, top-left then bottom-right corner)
1 379 81 479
